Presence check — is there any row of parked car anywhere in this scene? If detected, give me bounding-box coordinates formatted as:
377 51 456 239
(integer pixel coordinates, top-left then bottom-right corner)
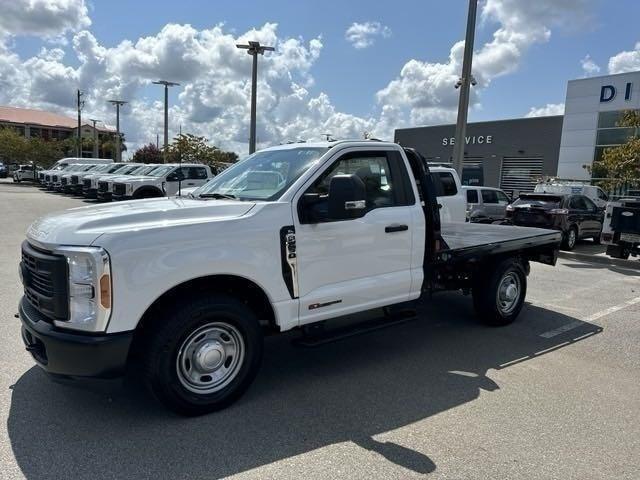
36 158 214 201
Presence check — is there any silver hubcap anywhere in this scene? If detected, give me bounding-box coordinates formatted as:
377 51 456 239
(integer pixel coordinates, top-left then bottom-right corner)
496 272 521 315
176 322 245 394
568 229 576 247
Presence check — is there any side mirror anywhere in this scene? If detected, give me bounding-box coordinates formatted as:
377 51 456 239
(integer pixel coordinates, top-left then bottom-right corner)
328 174 366 220
167 171 183 182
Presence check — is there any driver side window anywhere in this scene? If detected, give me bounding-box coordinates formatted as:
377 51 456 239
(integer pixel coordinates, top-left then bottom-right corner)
301 152 403 223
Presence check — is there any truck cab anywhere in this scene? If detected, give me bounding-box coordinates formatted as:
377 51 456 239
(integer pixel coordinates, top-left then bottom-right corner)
18 141 560 416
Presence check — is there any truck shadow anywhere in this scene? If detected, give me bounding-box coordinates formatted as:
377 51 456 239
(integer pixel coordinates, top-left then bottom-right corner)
7 297 602 479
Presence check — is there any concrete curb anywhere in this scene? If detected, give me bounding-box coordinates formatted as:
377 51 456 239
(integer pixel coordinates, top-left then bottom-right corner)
558 250 639 270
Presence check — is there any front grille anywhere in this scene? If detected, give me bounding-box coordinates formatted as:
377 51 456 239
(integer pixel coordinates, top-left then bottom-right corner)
71 175 79 185
113 183 126 196
52 175 59 183
61 177 68 186
98 181 109 192
21 241 69 322
83 178 92 189
39 173 44 180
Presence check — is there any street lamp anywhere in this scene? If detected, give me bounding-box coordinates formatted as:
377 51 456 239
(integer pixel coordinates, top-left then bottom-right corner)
108 100 127 162
236 41 274 154
152 80 180 163
89 118 100 158
451 0 479 176
76 89 84 158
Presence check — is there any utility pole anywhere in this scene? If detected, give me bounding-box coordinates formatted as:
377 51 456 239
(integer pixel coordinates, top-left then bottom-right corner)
89 118 99 158
108 100 127 162
236 41 275 154
152 80 180 163
76 89 84 158
452 0 478 176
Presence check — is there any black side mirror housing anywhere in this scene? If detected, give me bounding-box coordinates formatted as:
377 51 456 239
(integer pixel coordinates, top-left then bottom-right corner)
328 174 366 220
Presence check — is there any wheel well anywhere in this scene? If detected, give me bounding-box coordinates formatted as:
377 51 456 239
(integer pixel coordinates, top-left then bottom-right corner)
134 186 163 197
135 274 277 335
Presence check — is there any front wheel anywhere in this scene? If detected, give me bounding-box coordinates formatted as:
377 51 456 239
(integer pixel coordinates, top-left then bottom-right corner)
141 295 263 416
472 259 527 326
562 226 578 251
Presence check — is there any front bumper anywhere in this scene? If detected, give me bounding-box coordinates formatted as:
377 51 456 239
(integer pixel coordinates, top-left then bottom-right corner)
112 194 132 201
97 191 113 201
83 187 98 198
19 297 133 378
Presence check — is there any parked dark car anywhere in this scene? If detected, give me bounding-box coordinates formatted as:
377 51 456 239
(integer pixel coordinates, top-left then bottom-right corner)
0 162 7 178
506 193 603 250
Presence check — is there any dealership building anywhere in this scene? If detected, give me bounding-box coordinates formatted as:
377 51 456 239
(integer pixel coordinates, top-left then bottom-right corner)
394 70 640 195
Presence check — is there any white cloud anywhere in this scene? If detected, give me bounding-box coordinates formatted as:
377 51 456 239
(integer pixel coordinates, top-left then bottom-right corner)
525 102 565 117
375 0 592 128
581 54 600 76
0 0 594 156
0 0 90 38
608 42 640 74
345 21 391 49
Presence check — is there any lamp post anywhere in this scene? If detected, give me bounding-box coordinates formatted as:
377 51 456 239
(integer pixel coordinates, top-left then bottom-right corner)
451 0 479 176
89 118 100 158
76 89 84 158
152 80 180 163
236 41 274 154
108 100 127 162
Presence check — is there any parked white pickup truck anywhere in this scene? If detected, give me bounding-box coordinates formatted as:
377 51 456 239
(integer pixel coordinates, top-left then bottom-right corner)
111 163 214 200
18 141 561 415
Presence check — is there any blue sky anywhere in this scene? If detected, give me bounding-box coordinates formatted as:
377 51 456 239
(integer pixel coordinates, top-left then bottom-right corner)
3 0 640 153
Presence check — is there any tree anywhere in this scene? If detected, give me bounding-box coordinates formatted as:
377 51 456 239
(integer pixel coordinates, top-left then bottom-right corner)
589 110 640 189
131 143 162 163
0 128 68 168
166 133 238 169
0 128 29 165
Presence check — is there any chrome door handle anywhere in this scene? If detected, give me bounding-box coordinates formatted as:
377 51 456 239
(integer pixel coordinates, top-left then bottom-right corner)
385 224 409 233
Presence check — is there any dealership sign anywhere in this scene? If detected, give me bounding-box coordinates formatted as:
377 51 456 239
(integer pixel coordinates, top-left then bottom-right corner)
442 135 493 146
600 82 633 102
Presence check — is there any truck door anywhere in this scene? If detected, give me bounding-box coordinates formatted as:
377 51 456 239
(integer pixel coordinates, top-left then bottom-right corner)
293 148 421 325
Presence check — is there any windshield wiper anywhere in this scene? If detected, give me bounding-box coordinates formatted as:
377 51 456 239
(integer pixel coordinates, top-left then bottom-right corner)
198 192 237 200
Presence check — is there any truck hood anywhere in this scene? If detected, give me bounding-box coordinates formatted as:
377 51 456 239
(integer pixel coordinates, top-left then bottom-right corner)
27 197 256 247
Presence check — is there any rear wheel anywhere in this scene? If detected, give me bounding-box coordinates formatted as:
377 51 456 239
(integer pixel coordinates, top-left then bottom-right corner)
472 259 527 326
562 226 578 251
141 295 263 416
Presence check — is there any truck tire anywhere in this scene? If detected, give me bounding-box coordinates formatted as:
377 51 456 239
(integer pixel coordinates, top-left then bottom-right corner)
562 226 578 251
141 294 263 416
472 259 527 326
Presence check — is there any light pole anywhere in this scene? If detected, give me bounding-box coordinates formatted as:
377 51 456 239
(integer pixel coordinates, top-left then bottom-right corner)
89 118 100 158
236 41 274 154
108 100 127 162
76 89 84 158
152 80 180 163
452 0 479 176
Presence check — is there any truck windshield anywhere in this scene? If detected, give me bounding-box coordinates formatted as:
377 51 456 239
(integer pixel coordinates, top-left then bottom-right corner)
195 147 327 201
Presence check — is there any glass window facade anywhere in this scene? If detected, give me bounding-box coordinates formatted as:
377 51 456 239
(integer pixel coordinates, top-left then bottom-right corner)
594 110 640 164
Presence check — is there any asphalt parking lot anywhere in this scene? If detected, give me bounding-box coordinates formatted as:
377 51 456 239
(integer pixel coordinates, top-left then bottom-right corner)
0 178 639 480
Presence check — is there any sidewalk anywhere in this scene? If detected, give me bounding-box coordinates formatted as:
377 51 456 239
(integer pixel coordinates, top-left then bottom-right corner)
559 242 639 269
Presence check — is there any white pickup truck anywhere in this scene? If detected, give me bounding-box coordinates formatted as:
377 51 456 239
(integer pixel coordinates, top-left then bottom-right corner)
111 163 214 200
18 141 561 415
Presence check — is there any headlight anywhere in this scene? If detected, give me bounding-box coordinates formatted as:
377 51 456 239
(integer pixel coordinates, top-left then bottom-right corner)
126 183 133 194
55 246 112 332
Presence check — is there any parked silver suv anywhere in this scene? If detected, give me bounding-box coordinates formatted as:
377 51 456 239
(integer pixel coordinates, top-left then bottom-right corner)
463 186 511 223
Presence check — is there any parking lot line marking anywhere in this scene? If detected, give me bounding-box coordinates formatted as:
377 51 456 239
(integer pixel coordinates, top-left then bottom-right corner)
538 296 640 338
583 296 640 322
